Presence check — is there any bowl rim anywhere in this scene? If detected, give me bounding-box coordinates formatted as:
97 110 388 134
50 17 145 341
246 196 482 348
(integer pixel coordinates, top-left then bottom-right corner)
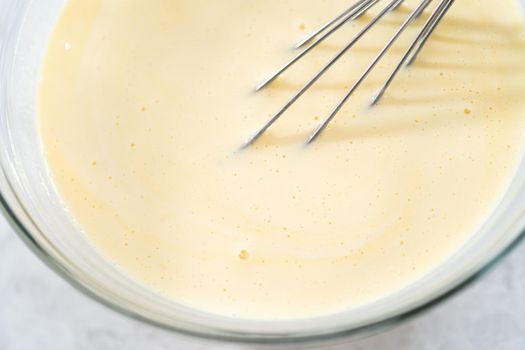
2 0 525 345
2 173 525 346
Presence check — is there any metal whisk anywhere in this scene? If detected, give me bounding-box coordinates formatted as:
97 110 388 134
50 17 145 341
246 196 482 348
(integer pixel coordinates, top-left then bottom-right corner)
242 0 455 148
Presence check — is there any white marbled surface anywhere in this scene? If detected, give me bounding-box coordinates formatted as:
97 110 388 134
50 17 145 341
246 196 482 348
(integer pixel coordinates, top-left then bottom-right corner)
0 214 524 350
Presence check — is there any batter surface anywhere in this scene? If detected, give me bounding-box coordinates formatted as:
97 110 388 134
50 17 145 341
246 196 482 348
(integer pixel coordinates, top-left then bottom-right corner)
39 0 525 319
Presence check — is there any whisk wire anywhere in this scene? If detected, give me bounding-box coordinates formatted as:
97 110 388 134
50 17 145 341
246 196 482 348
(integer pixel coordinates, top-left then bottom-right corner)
372 0 455 105
244 0 455 148
256 0 382 91
406 0 455 65
307 0 433 144
295 0 373 49
243 0 404 148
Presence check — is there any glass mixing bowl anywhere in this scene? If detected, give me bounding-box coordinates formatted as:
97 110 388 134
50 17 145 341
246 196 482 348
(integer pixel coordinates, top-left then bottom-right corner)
1 0 525 346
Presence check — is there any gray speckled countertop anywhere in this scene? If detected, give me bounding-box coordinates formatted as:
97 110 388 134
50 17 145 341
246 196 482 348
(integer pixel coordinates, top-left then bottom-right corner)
0 214 524 350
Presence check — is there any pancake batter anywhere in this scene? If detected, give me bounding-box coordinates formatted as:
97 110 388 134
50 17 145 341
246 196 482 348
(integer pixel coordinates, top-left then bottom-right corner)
39 0 525 319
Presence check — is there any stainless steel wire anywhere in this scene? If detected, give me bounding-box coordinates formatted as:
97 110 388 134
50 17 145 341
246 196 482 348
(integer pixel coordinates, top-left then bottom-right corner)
242 0 455 148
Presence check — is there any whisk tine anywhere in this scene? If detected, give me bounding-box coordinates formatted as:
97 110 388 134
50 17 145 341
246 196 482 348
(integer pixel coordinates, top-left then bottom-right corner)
372 0 455 105
243 0 403 149
256 0 383 92
406 0 455 65
413 0 433 17
243 0 455 148
307 0 433 144
295 0 372 49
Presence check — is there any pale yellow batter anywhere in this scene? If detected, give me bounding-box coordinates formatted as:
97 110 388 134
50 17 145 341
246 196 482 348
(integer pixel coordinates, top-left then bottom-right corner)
39 0 525 319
